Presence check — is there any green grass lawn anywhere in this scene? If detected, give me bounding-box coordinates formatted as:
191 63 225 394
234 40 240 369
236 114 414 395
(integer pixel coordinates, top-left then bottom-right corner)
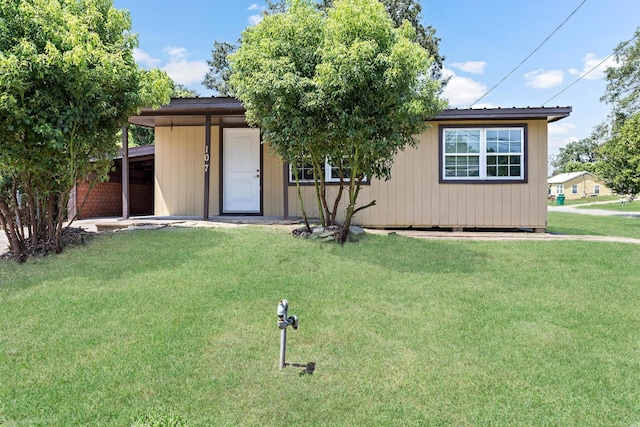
576 199 640 211
1 224 640 426
548 211 640 239
547 195 619 206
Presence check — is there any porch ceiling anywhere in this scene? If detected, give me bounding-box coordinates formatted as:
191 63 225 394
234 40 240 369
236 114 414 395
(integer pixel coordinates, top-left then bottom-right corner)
128 97 246 128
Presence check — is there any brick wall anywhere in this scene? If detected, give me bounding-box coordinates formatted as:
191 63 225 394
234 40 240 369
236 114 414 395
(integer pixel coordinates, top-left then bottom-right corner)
71 181 153 219
130 183 154 216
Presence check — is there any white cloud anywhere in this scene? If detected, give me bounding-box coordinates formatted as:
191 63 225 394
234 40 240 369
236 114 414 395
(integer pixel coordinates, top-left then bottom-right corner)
249 14 263 26
162 47 209 86
441 67 487 107
133 48 161 68
569 53 619 80
163 46 189 60
548 122 576 137
450 61 487 74
248 3 265 25
524 69 564 89
548 122 578 156
132 46 208 87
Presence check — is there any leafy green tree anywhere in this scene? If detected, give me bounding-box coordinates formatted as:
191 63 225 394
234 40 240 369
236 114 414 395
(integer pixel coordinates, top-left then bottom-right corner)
550 131 602 175
597 113 640 199
316 0 445 79
128 82 199 147
230 0 444 241
203 0 445 94
203 41 236 96
587 28 640 199
0 0 172 262
602 27 640 128
319 0 444 79
558 160 598 174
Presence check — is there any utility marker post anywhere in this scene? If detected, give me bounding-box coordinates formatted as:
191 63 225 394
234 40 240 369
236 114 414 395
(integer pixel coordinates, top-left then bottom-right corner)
277 299 298 369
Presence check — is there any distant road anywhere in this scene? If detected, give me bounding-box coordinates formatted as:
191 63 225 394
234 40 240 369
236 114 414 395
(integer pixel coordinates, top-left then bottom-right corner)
548 202 640 217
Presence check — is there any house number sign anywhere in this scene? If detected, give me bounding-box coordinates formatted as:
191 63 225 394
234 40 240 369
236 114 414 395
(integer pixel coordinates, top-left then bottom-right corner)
204 145 210 173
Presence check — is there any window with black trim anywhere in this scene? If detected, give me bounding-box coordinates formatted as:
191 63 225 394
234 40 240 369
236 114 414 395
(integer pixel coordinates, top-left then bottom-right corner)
290 160 322 182
289 158 362 184
441 126 526 182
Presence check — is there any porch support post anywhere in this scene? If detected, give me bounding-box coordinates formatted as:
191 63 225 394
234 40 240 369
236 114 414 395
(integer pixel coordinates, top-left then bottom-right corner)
122 125 130 219
283 161 289 219
203 114 211 219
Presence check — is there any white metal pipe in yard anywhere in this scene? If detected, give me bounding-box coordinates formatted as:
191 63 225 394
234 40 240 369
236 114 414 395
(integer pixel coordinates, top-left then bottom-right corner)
279 328 287 369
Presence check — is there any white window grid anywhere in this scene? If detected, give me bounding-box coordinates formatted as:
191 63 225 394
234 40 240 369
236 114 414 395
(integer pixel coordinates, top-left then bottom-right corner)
442 128 524 181
289 159 349 183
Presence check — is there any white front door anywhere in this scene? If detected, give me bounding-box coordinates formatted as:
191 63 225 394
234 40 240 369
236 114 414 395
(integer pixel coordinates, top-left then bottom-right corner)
223 128 261 213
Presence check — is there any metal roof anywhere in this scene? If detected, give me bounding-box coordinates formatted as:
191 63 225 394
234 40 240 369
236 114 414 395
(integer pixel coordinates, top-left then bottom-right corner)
128 97 572 128
434 106 572 123
548 171 597 184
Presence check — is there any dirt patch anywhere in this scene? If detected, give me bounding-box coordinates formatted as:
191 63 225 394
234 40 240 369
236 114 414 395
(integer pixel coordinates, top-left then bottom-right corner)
1 227 97 261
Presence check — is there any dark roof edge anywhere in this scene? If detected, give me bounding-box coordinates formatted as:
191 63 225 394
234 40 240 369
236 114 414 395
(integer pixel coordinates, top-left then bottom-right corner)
433 106 572 123
133 98 572 123
116 144 154 159
136 97 245 117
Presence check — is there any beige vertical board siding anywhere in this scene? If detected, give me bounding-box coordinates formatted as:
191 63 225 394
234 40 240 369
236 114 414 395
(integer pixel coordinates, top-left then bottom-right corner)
348 119 549 229
425 130 439 227
532 120 547 227
178 127 188 214
185 126 195 213
154 127 168 216
287 182 352 222
169 128 181 214
207 126 219 216
154 117 550 228
395 148 408 225
263 144 284 216
191 126 204 217
154 125 206 217
409 145 421 226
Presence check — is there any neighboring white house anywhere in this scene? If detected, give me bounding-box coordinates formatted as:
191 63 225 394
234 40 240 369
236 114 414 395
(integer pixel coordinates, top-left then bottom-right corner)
547 171 611 200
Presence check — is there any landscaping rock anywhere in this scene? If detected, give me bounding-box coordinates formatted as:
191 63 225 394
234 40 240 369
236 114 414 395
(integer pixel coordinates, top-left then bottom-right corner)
348 225 365 242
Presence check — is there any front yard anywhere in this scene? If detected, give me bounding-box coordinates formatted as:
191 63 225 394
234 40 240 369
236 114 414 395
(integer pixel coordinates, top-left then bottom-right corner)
1 218 639 425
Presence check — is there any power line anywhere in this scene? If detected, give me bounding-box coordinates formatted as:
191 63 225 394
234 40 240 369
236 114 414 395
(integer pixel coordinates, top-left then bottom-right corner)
542 32 639 106
468 0 588 108
542 54 613 106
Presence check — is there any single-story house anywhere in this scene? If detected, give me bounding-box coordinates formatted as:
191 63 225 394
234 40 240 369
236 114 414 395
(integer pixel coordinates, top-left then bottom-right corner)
547 171 611 200
125 97 571 232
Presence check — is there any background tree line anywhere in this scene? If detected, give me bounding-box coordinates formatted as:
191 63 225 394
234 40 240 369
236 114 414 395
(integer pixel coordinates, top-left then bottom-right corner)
203 0 446 97
551 28 640 200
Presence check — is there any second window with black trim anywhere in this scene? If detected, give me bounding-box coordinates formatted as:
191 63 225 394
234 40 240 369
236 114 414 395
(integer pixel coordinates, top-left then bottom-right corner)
289 158 357 184
441 126 526 182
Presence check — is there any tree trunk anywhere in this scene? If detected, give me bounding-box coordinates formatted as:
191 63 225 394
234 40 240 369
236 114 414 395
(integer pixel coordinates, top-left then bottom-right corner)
340 175 375 243
0 200 26 263
293 165 311 231
309 153 328 227
27 190 38 247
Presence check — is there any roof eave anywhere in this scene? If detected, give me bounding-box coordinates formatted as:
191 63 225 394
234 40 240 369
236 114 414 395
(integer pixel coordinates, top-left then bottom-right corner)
433 106 572 122
137 97 245 117
128 98 573 127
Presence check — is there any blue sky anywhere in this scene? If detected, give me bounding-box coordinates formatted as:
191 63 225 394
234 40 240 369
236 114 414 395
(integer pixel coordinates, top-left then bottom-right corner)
113 0 640 158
